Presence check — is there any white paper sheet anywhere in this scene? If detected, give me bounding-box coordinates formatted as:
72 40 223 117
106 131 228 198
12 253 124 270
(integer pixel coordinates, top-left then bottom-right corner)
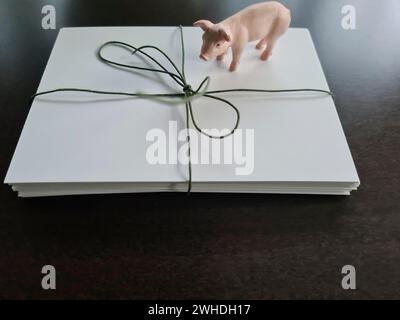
4 27 359 196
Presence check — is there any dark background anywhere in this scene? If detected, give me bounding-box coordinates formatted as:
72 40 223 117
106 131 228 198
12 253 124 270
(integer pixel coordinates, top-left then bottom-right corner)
0 0 399 299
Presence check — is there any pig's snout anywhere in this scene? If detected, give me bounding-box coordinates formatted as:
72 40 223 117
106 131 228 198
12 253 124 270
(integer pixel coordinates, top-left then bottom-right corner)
200 53 209 61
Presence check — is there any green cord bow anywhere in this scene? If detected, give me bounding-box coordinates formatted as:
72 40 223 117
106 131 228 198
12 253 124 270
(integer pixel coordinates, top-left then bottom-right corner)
30 25 333 194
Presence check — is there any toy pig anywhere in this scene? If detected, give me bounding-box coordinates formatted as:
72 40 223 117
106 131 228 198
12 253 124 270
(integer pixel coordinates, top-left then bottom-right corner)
193 1 291 71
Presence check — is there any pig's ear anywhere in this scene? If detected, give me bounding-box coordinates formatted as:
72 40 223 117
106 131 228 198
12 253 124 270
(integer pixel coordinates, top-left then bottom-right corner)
193 20 213 31
219 28 231 42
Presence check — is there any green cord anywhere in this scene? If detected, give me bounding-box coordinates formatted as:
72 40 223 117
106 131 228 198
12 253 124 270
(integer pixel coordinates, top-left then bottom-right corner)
30 25 334 194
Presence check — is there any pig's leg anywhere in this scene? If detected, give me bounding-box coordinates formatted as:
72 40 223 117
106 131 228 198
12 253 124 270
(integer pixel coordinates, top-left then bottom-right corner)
260 39 276 61
261 14 290 61
256 38 267 50
230 42 246 71
260 28 279 60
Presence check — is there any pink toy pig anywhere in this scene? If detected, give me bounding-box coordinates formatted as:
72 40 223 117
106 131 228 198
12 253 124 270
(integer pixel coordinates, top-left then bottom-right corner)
193 1 291 71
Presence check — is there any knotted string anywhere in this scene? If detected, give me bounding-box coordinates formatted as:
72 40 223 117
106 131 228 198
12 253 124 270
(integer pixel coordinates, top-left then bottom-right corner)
30 25 334 194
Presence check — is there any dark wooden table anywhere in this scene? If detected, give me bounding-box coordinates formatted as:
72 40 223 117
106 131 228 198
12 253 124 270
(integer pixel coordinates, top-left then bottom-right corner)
0 0 399 299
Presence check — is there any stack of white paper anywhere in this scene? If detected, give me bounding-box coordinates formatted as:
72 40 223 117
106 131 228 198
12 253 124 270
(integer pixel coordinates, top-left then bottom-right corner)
4 27 359 197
